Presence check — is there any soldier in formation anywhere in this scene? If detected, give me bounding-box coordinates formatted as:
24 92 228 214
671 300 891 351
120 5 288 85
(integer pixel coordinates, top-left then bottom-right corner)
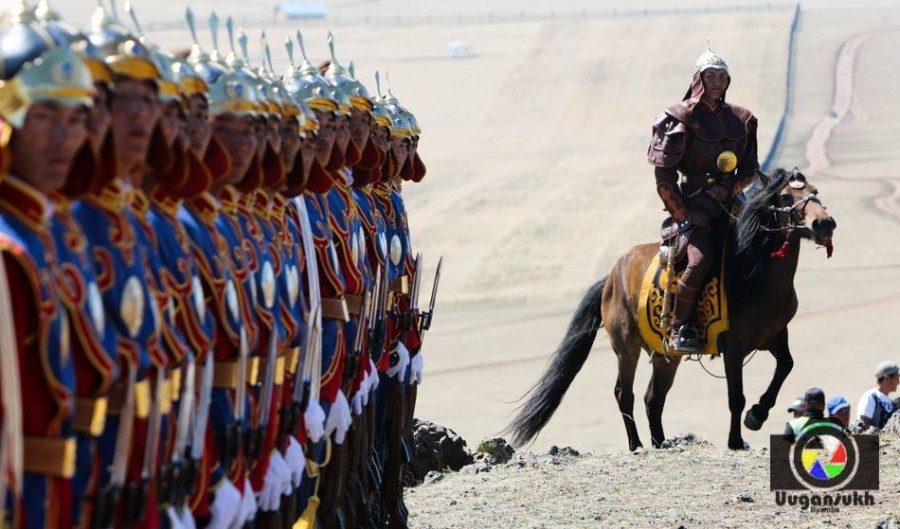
0 2 439 528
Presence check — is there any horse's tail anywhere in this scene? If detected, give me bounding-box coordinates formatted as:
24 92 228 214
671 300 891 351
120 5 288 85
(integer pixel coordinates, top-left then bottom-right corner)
506 277 608 447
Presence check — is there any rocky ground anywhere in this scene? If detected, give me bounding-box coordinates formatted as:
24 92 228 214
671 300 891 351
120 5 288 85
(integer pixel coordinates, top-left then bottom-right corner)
404 420 900 529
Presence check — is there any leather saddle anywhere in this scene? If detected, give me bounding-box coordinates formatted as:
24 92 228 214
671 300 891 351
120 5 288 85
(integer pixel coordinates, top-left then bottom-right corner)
659 217 691 268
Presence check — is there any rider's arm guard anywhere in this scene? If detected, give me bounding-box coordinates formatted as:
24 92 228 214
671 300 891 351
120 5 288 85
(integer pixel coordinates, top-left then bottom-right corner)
655 169 690 226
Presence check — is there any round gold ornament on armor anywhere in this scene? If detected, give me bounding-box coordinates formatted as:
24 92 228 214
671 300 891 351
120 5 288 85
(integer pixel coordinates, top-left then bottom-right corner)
390 234 402 266
286 264 300 309
695 37 728 74
717 151 737 173
192 275 206 321
121 275 146 338
89 281 105 336
226 279 239 321
261 260 276 309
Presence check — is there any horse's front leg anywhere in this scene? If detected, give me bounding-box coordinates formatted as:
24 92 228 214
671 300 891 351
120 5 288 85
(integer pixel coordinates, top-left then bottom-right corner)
723 344 749 450
744 328 794 431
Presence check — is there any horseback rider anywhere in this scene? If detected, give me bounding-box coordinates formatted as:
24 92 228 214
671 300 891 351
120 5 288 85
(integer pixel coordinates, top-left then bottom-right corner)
647 43 760 352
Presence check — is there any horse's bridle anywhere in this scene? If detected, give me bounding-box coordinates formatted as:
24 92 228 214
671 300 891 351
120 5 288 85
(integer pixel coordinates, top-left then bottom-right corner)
767 191 822 233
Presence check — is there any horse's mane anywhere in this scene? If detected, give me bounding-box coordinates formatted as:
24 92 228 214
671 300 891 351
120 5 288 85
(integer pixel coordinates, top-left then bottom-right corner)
733 167 795 276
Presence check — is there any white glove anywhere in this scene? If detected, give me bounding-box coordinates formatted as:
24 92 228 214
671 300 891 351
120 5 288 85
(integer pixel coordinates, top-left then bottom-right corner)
411 351 424 385
369 359 379 391
284 435 305 488
259 450 290 511
208 477 241 529
351 390 364 416
304 396 326 443
386 342 410 382
229 477 257 529
177 506 197 529
360 370 371 407
165 506 187 529
325 391 352 444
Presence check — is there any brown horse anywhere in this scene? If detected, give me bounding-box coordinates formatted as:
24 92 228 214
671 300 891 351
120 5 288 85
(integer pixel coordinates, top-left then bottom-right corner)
507 168 837 451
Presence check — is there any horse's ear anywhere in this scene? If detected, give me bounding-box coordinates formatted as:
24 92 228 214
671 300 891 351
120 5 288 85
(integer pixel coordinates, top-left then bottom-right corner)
757 170 771 187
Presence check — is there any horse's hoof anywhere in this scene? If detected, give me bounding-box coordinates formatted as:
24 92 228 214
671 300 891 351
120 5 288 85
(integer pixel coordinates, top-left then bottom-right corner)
744 407 767 431
728 438 751 450
631 445 644 455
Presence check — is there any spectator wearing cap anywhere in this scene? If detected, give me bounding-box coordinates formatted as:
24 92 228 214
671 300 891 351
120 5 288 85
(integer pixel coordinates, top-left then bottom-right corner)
783 388 829 443
787 397 805 419
856 361 899 429
827 396 851 427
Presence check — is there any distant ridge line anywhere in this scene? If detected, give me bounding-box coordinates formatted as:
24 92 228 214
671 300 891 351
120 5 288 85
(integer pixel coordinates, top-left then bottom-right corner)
142 2 795 32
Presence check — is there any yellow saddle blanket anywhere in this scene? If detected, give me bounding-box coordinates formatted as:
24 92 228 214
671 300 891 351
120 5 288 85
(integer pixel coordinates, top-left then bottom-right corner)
637 254 729 355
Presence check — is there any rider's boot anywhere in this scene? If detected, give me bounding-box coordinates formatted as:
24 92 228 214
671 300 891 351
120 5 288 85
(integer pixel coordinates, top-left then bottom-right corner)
670 280 702 353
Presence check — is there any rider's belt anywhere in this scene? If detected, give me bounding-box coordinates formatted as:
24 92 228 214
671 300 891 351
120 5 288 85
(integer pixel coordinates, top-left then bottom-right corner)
259 356 287 385
159 376 173 414
73 397 108 436
390 276 409 295
108 380 152 418
345 294 363 317
170 367 182 402
213 358 260 389
322 297 350 321
23 436 76 478
286 347 302 375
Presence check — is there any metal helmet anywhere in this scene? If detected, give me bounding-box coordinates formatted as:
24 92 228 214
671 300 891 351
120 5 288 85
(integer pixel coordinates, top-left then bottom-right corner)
377 72 414 139
695 38 728 74
183 8 226 86
0 45 94 129
282 30 338 114
0 0 56 81
221 18 264 116
34 0 80 47
323 32 372 113
85 1 160 85
121 1 181 103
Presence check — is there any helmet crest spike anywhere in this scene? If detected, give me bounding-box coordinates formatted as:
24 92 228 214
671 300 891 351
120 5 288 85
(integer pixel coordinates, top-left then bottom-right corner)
226 16 236 54
374 70 383 99
296 30 309 62
185 7 199 45
285 36 295 68
11 0 32 23
348 60 355 79
108 0 120 22
209 11 220 53
237 28 249 63
263 32 275 74
123 0 144 39
706 35 711 51
327 31 338 66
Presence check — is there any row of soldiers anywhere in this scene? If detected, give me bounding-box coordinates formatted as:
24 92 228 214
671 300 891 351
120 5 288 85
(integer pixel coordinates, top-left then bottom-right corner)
0 1 439 528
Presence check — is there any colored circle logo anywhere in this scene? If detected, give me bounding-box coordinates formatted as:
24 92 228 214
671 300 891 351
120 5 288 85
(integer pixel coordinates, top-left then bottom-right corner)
790 421 859 492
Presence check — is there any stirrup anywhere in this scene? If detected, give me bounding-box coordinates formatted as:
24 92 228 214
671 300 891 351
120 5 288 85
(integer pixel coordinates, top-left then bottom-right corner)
670 324 701 353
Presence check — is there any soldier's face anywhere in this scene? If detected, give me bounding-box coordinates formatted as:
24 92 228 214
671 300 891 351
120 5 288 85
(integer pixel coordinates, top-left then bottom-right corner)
11 101 89 194
313 110 335 165
267 115 282 154
372 125 390 153
279 116 300 169
254 117 268 159
110 80 160 172
334 114 351 153
186 94 211 157
349 107 371 151
160 100 182 147
390 136 409 174
701 69 729 103
212 113 258 185
89 83 111 144
300 134 316 180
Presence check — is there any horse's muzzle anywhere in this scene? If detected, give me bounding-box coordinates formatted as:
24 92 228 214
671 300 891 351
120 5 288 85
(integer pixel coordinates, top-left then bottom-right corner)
811 216 837 243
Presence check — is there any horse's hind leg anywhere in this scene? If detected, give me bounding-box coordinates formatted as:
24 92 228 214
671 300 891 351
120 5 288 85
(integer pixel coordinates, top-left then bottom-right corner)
614 343 642 452
644 354 682 448
744 328 794 431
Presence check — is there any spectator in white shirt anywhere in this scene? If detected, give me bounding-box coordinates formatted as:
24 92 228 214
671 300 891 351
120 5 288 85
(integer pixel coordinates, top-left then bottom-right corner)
856 361 899 429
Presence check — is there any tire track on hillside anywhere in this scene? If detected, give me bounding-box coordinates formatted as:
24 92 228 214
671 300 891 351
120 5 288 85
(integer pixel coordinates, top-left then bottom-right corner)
802 26 900 222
